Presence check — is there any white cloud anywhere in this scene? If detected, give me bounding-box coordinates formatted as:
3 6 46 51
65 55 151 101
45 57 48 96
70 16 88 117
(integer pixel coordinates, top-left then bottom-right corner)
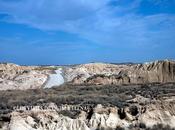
0 0 175 48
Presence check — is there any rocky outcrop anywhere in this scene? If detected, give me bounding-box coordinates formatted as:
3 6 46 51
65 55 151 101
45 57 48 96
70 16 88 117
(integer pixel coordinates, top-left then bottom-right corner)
0 63 53 90
5 98 175 130
65 60 175 85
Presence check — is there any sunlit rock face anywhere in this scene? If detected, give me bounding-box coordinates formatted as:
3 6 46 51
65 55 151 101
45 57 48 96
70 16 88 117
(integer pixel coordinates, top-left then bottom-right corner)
44 69 64 89
65 60 175 85
0 63 52 90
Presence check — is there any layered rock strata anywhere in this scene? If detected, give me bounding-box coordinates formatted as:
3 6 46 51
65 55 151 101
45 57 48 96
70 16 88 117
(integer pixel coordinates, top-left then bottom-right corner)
65 60 175 85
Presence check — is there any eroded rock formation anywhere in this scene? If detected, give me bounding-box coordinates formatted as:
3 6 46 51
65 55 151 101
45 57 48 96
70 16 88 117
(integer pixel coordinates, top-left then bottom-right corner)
0 63 53 90
4 98 175 130
65 60 175 85
0 60 175 90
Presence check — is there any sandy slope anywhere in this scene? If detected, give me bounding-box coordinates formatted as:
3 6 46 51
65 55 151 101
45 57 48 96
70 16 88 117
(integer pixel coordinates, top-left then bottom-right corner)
44 68 64 88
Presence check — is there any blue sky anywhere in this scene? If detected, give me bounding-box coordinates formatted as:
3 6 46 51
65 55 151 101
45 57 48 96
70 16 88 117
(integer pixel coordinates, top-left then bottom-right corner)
0 0 175 65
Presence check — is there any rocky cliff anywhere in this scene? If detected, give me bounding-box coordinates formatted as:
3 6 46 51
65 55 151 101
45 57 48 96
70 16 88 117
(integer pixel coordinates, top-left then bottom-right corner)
65 60 175 85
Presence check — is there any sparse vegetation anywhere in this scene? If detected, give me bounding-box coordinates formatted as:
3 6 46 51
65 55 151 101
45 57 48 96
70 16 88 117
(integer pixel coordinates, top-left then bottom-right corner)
0 83 174 114
0 83 174 129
